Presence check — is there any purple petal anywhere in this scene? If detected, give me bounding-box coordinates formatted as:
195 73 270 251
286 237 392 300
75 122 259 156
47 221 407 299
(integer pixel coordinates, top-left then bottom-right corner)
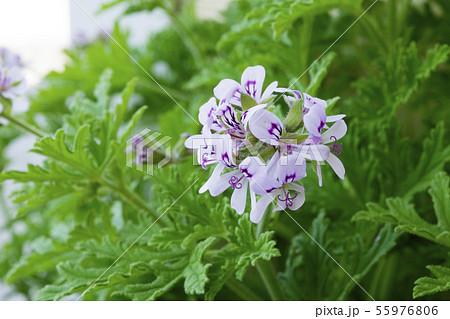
327 153 345 179
250 193 273 223
260 81 278 102
214 79 240 101
199 163 225 194
276 151 307 184
198 97 217 126
231 179 249 215
303 93 327 110
248 109 283 142
240 65 265 102
303 103 327 137
322 119 347 144
326 114 346 122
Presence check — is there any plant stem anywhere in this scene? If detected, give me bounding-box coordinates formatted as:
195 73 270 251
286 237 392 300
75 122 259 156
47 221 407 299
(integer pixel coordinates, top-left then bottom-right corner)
225 277 264 301
0 113 46 138
166 11 204 68
256 261 284 300
99 176 167 227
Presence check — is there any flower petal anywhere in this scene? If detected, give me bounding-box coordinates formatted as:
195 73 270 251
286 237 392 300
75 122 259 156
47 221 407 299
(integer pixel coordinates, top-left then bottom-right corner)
260 81 278 102
250 193 273 223
214 79 240 101
276 151 306 184
322 119 347 144
198 97 217 126
326 114 346 122
208 170 239 196
287 183 305 210
303 93 327 110
248 108 283 143
231 179 248 215
297 144 330 162
241 65 265 102
303 103 327 137
316 162 323 187
199 163 225 193
327 153 345 179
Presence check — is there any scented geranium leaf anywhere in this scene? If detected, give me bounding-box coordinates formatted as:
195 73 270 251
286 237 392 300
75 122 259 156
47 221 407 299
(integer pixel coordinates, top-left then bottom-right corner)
351 42 450 122
5 241 78 284
400 123 450 199
306 52 336 96
279 213 398 300
413 265 450 298
272 0 362 38
182 237 215 295
37 262 106 300
353 172 450 248
226 215 280 280
113 238 214 300
56 262 105 288
0 163 85 183
429 172 450 230
37 283 78 301
93 68 113 113
32 126 98 176
338 225 400 299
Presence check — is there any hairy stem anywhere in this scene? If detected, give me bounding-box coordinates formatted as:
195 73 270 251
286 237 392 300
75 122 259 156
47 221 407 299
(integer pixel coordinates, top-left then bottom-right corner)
99 176 167 227
1 113 47 138
226 277 264 301
256 261 284 300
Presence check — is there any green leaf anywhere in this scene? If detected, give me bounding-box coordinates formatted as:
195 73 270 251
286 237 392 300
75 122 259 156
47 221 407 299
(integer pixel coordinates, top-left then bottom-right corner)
353 172 450 248
413 265 450 298
182 237 215 295
306 52 336 96
32 126 97 176
273 0 362 38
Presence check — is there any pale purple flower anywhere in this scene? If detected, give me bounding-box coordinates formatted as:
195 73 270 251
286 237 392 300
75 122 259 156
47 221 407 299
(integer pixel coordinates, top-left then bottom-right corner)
214 65 278 107
125 135 150 165
244 153 306 223
0 47 21 68
0 67 26 100
186 66 348 223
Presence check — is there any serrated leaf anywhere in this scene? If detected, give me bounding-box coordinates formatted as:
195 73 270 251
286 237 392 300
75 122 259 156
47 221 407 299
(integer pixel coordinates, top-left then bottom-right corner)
353 172 450 248
413 265 450 298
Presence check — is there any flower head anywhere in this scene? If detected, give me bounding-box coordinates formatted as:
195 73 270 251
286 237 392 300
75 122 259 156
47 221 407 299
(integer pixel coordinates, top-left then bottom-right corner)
0 67 26 100
0 47 21 68
186 65 348 223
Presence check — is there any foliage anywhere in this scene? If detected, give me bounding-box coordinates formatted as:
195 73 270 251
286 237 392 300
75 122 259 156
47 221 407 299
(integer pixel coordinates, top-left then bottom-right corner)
0 0 449 300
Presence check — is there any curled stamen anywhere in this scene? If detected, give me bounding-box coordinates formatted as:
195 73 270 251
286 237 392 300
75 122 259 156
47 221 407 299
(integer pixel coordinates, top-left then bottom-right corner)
329 136 342 156
277 190 298 207
201 152 210 170
229 175 243 189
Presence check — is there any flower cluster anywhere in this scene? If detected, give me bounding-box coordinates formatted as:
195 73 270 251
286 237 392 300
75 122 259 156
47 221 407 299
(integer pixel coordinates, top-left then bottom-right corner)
0 47 26 114
185 65 347 223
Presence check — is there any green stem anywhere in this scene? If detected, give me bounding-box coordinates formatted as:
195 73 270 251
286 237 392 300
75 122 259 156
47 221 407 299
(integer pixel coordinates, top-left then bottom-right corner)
299 16 314 77
225 277 263 301
256 261 284 300
388 0 396 45
1 113 46 138
166 11 204 67
99 176 167 227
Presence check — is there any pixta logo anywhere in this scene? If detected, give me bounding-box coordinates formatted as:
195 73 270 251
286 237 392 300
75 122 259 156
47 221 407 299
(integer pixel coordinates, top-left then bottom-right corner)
126 129 172 175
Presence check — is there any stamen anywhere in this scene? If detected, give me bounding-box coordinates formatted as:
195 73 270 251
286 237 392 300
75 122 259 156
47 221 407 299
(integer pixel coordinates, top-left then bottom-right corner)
229 175 243 189
277 189 298 207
